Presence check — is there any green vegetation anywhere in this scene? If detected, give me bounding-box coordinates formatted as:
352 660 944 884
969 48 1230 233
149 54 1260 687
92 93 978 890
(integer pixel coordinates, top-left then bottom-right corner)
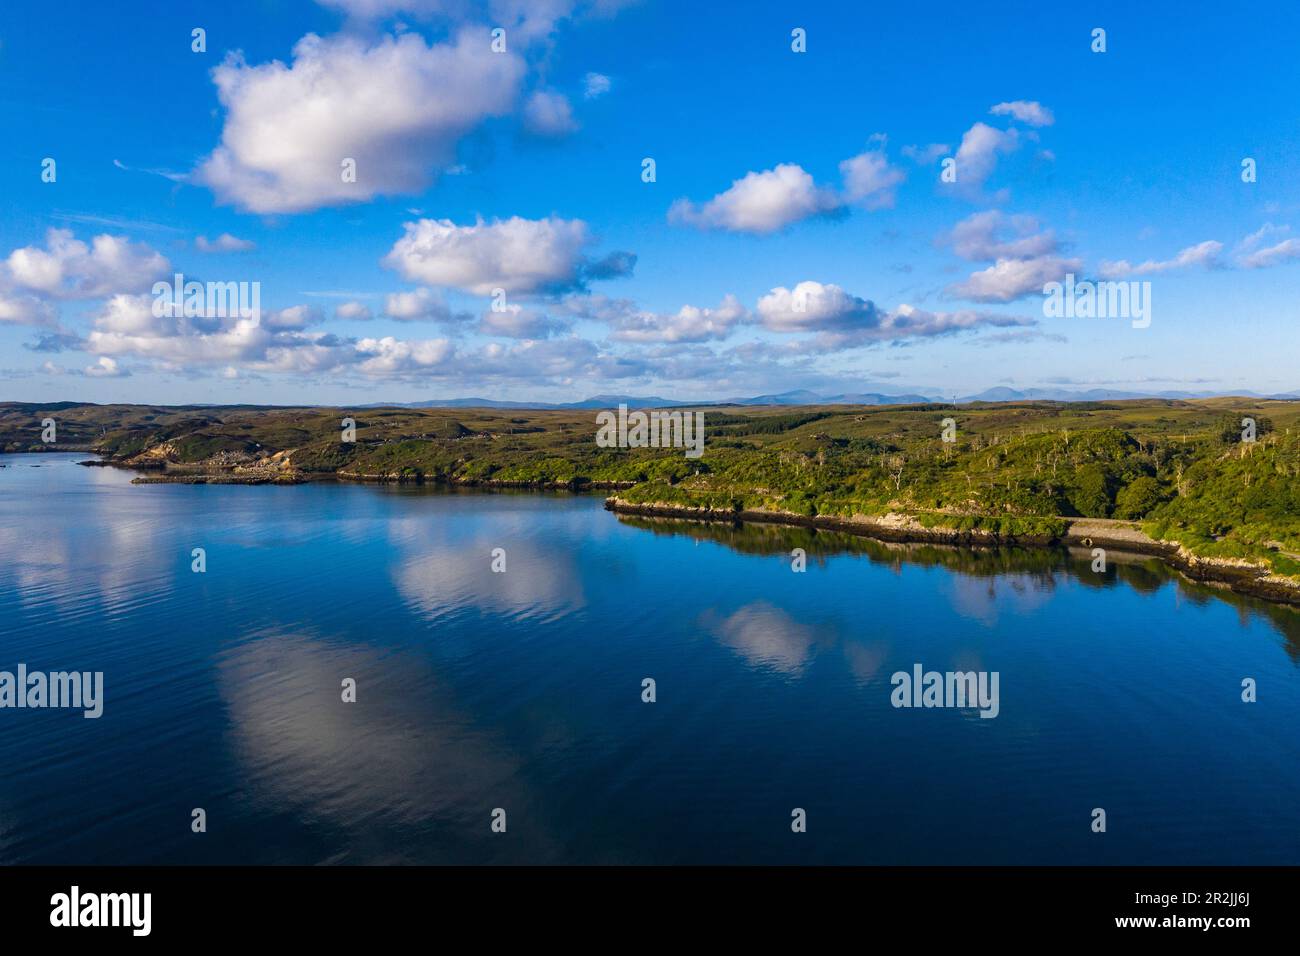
4 396 1299 580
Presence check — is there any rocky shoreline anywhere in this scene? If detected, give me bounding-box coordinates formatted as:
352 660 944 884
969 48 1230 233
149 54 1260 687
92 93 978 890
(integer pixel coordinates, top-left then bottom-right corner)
604 497 1300 607
54 452 1300 607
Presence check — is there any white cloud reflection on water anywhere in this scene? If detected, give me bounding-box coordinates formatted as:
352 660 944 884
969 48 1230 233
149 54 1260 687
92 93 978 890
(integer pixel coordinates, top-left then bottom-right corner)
385 513 586 624
214 629 560 863
701 601 817 675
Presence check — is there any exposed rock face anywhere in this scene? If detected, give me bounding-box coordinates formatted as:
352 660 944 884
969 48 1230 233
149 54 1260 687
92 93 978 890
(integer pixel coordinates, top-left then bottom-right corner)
117 442 306 483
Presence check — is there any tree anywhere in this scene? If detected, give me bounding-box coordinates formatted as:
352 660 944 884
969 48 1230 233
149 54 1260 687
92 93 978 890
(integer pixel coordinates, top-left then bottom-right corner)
1068 464 1115 518
1113 476 1165 519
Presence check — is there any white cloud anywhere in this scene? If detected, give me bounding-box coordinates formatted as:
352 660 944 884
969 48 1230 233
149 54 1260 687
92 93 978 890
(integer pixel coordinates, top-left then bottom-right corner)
383 287 465 323
74 291 644 385
951 122 1021 192
598 294 747 343
4 229 169 299
839 148 906 209
947 255 1081 302
84 356 130 378
669 164 842 234
901 143 949 164
196 30 525 213
263 305 324 330
522 89 579 137
354 336 456 375
315 1 639 43
757 282 879 334
383 216 632 295
196 233 256 253
0 292 56 326
945 210 1059 261
1235 225 1300 269
335 300 374 320
757 281 1034 346
1239 238 1300 269
478 304 569 338
583 71 611 99
87 294 278 366
1098 240 1223 278
989 100 1054 127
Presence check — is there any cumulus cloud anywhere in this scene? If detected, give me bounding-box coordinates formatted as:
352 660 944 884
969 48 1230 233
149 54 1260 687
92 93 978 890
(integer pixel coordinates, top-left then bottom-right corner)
669 164 842 234
383 287 469 323
195 233 256 253
87 293 282 367
263 305 324 330
335 300 373 320
3 229 169 299
757 282 882 334
82 293 360 376
522 89 579 136
839 147 906 209
580 294 747 343
944 210 1059 261
989 100 1054 127
0 291 57 326
196 30 525 213
84 356 130 378
354 335 457 375
383 216 633 295
951 122 1021 193
74 288 647 385
947 255 1081 302
941 210 1076 302
757 280 1034 345
1098 240 1223 279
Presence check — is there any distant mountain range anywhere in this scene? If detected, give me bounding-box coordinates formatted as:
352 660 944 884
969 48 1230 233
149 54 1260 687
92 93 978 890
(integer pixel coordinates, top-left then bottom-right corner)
358 386 1300 410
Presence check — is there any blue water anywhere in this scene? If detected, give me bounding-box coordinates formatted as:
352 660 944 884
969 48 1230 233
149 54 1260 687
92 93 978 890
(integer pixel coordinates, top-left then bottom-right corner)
2 452 1299 864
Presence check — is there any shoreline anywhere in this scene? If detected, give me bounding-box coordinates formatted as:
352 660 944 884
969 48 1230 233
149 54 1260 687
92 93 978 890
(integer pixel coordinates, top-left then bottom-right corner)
73 456 636 491
604 497 1300 608
35 450 1300 609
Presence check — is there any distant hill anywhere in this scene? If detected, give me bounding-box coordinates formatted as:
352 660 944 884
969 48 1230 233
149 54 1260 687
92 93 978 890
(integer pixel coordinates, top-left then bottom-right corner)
358 394 689 410
356 386 1296 409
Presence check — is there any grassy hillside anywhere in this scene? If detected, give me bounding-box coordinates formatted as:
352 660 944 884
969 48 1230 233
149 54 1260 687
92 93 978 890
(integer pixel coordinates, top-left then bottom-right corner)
4 397 1299 578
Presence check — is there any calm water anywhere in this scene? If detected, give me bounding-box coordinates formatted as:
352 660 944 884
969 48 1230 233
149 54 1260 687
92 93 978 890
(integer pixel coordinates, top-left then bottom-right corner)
2 452 1299 865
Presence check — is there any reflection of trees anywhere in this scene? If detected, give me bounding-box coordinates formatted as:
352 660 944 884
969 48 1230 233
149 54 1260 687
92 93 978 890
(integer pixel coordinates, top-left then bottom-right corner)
616 514 1300 663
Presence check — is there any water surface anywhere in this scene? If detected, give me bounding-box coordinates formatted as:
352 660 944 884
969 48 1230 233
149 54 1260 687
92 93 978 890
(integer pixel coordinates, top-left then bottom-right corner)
2 452 1299 864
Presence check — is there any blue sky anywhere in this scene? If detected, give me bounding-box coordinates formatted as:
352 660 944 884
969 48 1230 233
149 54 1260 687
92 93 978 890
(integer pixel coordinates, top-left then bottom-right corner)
1 0 1298 404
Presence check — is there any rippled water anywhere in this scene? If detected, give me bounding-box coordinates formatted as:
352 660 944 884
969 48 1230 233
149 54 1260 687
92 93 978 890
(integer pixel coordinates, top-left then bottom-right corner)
2 452 1299 864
